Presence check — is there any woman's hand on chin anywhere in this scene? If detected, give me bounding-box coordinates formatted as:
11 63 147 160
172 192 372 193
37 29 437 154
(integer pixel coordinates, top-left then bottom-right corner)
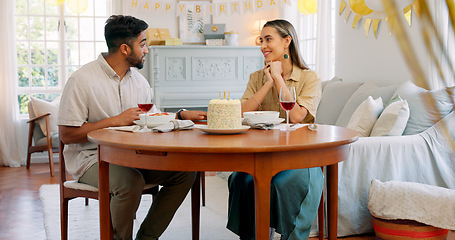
268 61 283 78
264 67 275 86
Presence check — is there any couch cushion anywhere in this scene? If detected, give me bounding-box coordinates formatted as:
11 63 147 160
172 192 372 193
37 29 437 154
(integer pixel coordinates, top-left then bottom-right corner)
393 81 454 135
30 97 59 136
321 76 342 92
346 96 383 137
316 80 363 125
336 81 397 127
370 96 410 136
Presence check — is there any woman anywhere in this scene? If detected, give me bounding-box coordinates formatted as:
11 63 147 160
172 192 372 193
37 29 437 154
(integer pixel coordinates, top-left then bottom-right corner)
226 19 323 240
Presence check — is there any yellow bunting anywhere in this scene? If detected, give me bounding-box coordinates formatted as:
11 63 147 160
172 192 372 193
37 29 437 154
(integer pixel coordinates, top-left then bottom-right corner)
46 0 65 5
298 0 311 15
344 7 352 23
303 0 317 14
349 0 373 16
256 0 263 9
67 0 88 14
340 0 417 38
224 91 226 100
352 14 362 28
339 0 347 15
403 4 412 27
372 19 380 39
363 18 372 37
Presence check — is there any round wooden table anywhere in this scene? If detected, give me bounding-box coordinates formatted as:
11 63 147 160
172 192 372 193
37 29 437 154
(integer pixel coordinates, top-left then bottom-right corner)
88 124 358 240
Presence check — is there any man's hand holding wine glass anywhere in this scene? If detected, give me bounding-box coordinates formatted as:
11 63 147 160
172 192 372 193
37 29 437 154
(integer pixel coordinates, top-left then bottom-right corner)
111 107 143 126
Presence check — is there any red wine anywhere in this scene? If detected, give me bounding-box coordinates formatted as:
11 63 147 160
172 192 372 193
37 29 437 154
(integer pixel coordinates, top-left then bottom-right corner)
138 103 153 112
280 101 295 111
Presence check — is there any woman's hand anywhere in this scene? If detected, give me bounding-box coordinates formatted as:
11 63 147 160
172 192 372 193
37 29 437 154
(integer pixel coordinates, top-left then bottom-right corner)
263 64 275 86
268 61 283 79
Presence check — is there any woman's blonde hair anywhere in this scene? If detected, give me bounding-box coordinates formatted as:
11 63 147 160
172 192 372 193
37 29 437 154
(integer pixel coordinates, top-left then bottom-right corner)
264 19 309 70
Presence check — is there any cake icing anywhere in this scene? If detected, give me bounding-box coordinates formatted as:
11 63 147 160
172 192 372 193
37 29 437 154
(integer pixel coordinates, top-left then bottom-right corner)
207 99 242 129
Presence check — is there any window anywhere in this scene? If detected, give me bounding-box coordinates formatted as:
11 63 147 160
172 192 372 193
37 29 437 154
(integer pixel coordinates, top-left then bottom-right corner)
297 14 317 70
15 0 110 115
293 0 336 79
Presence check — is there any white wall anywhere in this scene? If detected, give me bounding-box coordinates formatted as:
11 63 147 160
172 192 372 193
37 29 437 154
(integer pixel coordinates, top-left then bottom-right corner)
335 11 429 87
122 0 281 46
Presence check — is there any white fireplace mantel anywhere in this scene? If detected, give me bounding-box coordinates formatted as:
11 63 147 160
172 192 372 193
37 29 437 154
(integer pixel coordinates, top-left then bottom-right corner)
146 45 264 110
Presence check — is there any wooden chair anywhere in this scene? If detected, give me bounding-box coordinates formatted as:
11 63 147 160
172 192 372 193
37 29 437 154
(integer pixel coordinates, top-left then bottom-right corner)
59 138 202 240
26 101 58 177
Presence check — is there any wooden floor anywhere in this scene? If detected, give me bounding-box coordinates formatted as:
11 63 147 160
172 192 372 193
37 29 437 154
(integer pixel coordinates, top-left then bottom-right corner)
0 163 453 240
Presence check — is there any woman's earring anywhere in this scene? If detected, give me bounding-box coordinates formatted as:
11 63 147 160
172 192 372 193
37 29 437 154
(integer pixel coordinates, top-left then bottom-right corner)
284 54 289 59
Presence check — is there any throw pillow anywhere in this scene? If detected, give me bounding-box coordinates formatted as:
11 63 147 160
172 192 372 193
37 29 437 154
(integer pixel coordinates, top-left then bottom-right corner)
316 80 363 125
336 81 397 127
30 97 59 136
370 96 410 136
393 81 454 135
346 96 384 137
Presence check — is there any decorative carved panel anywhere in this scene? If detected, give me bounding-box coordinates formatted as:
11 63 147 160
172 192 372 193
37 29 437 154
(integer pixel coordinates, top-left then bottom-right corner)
166 57 186 81
192 57 238 80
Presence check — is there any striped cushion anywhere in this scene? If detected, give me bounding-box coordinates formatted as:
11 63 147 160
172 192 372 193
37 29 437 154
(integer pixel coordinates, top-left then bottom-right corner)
373 217 449 240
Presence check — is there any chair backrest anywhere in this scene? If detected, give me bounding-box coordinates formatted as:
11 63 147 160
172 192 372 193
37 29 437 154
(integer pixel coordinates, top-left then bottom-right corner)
59 138 67 183
28 101 46 142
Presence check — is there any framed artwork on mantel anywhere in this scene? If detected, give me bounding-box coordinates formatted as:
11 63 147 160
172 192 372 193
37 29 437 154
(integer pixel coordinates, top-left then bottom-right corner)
178 0 213 44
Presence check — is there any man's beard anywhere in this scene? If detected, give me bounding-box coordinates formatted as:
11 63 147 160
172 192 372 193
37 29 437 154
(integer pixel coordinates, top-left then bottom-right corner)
127 52 145 69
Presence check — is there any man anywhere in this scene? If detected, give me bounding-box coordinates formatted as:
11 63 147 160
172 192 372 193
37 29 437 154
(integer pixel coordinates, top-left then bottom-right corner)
58 15 206 240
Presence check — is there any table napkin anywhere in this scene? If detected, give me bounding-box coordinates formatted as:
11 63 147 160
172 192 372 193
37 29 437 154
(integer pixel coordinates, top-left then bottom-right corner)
243 118 278 130
106 125 141 132
272 124 306 130
153 120 194 133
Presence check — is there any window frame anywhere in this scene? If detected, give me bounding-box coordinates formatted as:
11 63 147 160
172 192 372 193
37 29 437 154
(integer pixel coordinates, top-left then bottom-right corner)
15 0 109 116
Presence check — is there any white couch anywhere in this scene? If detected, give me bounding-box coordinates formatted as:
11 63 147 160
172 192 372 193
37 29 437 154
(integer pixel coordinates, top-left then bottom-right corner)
315 78 455 236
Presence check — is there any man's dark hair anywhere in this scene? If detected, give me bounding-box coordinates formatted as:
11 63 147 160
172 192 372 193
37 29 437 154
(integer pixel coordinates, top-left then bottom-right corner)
104 15 148 53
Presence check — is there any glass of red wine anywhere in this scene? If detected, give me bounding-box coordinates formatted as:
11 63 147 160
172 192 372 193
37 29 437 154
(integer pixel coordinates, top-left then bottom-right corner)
138 103 154 132
279 86 296 131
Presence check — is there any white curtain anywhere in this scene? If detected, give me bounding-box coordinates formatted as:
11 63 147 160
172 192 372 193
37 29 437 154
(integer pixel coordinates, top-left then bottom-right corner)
110 0 123 15
428 1 455 89
282 0 334 81
0 0 25 167
315 0 333 82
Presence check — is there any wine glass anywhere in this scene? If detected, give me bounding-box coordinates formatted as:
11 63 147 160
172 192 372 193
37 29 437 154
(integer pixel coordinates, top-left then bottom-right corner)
279 86 296 131
138 103 154 132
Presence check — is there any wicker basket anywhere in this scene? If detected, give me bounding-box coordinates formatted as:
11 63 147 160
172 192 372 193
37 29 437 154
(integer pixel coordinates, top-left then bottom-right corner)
372 217 449 240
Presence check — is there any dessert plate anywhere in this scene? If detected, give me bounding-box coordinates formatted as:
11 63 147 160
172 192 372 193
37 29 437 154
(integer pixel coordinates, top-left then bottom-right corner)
196 125 250 135
244 118 285 125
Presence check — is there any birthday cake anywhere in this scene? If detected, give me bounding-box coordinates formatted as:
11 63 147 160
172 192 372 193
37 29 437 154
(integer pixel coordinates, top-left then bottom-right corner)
207 99 242 129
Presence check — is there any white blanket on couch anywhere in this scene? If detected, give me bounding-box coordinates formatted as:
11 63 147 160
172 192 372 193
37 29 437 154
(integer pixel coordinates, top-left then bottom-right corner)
336 111 455 236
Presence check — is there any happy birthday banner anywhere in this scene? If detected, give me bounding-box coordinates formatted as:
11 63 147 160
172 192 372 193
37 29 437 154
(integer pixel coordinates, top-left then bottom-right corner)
130 0 293 17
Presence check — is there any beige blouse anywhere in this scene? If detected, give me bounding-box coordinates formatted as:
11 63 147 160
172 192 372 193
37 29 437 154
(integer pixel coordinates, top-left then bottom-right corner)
241 64 321 123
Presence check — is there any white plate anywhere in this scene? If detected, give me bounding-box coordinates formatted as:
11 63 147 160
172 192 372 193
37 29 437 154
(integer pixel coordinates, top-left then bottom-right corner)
197 125 250 135
244 118 285 125
134 120 169 128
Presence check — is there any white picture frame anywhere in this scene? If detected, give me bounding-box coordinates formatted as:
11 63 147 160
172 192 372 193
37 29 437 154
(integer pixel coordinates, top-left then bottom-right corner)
178 0 212 44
